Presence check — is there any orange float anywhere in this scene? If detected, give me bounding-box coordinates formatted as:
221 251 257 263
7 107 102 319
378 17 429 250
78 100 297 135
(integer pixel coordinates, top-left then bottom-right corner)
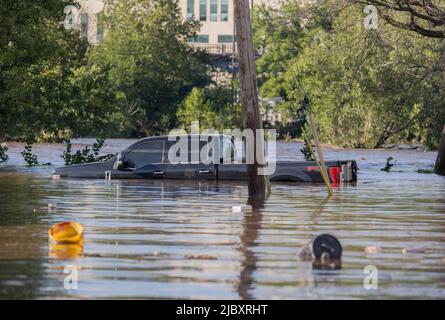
48 222 83 244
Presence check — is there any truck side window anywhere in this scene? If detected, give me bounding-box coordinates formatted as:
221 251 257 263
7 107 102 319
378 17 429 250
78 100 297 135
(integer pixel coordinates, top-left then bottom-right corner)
124 140 165 168
222 138 235 163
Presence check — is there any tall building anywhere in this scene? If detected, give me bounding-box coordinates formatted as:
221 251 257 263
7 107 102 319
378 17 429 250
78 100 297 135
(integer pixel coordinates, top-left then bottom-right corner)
77 0 312 51
177 0 293 54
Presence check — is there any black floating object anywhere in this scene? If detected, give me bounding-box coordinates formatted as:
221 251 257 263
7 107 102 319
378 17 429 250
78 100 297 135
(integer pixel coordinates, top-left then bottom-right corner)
312 234 342 259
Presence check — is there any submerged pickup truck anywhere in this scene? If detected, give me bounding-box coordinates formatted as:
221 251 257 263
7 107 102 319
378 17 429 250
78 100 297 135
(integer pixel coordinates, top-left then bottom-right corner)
53 135 357 183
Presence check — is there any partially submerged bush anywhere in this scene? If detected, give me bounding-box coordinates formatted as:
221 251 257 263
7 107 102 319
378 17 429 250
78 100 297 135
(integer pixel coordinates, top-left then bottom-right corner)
416 168 435 174
61 138 114 165
0 143 8 163
21 143 39 167
381 157 396 172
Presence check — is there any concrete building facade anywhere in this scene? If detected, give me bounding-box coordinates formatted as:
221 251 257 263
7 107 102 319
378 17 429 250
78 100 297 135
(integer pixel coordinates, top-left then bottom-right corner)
177 0 295 54
76 0 308 52
178 0 236 54
75 0 105 44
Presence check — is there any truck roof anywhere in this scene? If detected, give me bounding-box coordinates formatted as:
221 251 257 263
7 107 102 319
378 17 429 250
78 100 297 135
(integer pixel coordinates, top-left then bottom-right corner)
123 134 233 153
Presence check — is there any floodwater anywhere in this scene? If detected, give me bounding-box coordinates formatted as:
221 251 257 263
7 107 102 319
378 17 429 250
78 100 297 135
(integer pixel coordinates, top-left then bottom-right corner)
0 139 444 299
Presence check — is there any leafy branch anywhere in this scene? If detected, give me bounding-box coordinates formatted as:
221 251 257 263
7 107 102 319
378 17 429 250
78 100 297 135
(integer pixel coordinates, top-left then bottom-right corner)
61 138 114 165
0 143 8 163
21 143 39 167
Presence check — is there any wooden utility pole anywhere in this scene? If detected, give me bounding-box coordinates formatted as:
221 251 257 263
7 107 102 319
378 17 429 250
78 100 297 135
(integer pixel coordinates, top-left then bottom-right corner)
434 125 445 175
234 0 269 201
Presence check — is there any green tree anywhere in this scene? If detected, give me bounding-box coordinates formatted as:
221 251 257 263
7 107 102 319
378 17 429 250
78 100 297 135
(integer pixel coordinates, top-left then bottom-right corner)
62 64 127 138
0 144 8 163
177 88 216 130
253 1 304 97
88 0 211 137
176 87 242 131
0 0 90 141
279 3 445 148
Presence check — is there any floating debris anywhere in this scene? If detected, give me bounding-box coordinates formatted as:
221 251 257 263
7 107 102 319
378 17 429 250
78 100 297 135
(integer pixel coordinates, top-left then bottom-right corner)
312 234 342 259
311 234 342 270
402 247 426 254
416 168 434 174
298 245 313 261
145 251 170 257
364 246 382 254
231 205 252 213
48 203 57 213
298 234 342 270
320 252 331 263
84 253 102 258
48 222 83 244
185 255 218 260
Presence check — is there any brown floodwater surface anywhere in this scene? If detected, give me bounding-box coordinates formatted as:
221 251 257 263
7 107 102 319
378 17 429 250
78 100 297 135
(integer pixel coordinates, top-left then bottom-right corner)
0 140 444 299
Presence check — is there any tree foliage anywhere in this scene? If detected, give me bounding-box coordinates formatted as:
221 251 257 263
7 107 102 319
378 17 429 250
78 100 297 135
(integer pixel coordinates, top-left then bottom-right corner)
88 0 212 137
61 138 114 165
0 0 212 143
253 1 304 97
254 1 445 148
1 0 444 152
176 87 242 131
350 0 445 38
20 143 39 167
0 0 90 141
0 144 8 163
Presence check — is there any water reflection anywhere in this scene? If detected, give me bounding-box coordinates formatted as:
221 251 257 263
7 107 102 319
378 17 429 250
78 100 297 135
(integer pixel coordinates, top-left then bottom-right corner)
236 198 265 299
312 258 342 271
49 242 84 260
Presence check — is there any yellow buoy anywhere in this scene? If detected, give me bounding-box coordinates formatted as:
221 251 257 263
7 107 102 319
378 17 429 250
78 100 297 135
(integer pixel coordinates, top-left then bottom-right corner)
48 222 83 244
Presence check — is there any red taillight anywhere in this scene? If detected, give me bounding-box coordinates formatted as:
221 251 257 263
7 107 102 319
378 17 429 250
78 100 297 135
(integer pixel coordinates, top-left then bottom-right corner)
329 166 341 183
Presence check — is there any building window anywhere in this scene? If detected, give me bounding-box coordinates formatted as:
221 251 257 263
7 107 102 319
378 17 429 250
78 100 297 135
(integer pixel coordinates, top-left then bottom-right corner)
221 0 228 22
96 13 104 42
189 35 209 43
210 0 217 22
187 0 194 20
199 0 207 21
80 13 89 39
218 35 234 43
